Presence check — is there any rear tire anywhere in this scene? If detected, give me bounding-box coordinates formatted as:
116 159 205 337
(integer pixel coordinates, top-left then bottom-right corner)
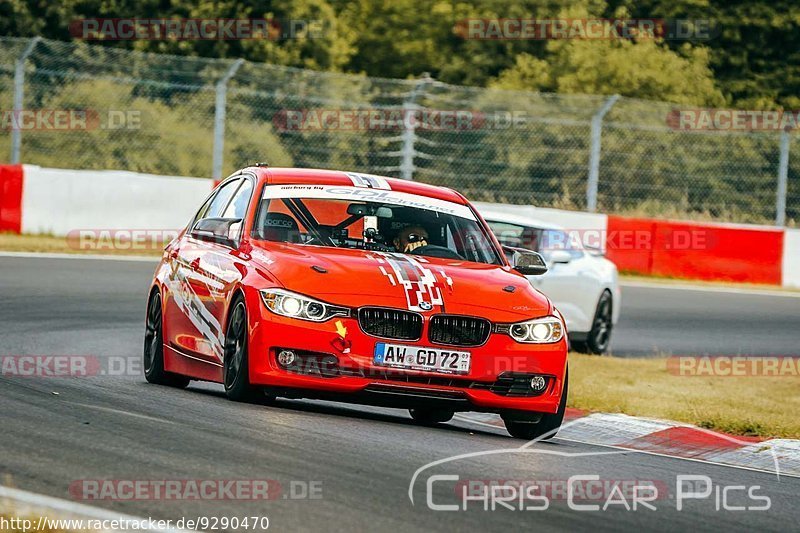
223 295 261 402
503 370 568 440
143 290 190 389
572 291 613 355
409 408 454 425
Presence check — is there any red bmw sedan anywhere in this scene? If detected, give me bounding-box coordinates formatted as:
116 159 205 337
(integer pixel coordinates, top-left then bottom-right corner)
144 166 568 439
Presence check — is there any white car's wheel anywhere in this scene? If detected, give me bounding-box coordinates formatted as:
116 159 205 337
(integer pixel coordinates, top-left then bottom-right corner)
572 291 613 355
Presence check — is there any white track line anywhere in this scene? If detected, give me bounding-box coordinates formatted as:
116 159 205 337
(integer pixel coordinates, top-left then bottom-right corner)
0 485 188 532
65 402 175 425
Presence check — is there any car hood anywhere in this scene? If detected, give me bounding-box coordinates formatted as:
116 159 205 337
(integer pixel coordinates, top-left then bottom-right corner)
249 242 551 322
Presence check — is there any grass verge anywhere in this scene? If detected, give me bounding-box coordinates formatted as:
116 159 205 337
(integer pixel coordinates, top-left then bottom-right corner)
569 353 800 439
619 272 799 293
0 232 164 257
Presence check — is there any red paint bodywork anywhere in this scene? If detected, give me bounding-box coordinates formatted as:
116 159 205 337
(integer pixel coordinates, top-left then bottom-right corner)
151 167 568 415
0 165 24 233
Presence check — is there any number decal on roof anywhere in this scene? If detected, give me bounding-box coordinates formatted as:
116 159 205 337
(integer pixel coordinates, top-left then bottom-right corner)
346 173 392 190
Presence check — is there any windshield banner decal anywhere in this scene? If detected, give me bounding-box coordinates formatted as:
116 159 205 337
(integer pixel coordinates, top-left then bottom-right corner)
261 185 476 221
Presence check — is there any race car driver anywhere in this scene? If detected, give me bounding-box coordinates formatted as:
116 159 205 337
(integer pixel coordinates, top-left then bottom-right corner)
393 225 429 253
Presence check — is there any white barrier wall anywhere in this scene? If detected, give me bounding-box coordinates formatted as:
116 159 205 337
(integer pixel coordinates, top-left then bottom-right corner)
782 229 800 289
21 165 213 235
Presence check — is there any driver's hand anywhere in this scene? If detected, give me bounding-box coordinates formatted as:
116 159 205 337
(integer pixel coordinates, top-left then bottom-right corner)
404 239 427 253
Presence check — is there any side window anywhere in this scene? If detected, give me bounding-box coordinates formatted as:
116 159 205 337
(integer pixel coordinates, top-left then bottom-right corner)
204 178 241 219
192 195 215 227
193 179 241 227
223 178 254 219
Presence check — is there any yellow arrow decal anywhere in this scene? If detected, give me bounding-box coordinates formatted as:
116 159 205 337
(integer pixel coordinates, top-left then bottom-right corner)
335 320 348 338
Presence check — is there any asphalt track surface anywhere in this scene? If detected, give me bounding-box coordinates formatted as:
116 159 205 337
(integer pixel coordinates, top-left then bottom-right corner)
1 254 799 532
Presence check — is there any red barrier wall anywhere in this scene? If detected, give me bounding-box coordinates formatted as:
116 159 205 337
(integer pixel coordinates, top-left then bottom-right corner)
0 165 24 234
606 215 784 284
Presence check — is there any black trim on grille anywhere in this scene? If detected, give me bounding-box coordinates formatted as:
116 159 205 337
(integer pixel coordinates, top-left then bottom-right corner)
302 363 550 399
363 384 467 401
358 307 423 341
481 373 551 397
276 349 342 378
429 315 492 347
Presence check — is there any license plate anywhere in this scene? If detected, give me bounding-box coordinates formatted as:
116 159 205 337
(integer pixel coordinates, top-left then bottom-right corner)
373 343 471 375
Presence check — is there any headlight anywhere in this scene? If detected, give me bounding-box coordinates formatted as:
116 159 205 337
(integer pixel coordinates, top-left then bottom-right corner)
500 316 564 344
260 289 350 322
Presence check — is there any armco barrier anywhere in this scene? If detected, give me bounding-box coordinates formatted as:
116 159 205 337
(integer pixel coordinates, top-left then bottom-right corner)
19 165 213 235
0 165 797 288
606 216 785 285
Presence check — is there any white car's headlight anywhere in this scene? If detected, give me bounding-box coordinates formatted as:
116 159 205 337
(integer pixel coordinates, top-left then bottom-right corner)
500 316 564 344
260 289 349 322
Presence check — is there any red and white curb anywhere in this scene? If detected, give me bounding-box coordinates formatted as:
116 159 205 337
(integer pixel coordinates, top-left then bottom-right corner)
457 411 800 477
0 484 187 533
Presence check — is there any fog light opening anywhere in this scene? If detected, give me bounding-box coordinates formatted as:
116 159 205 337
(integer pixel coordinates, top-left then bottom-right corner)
530 376 547 392
277 349 297 367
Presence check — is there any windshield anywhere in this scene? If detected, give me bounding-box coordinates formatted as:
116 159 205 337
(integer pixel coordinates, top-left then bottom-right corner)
252 185 502 265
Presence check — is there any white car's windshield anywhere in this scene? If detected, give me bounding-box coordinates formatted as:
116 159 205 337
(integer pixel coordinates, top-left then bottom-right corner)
486 220 585 261
253 185 502 265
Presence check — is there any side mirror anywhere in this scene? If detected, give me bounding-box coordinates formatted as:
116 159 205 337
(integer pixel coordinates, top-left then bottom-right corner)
548 249 573 265
190 217 242 248
503 245 548 276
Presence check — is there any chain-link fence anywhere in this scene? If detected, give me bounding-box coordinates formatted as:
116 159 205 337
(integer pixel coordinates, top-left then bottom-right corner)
1 37 797 225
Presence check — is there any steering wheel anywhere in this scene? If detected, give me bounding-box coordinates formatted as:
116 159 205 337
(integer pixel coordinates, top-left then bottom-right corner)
409 245 463 260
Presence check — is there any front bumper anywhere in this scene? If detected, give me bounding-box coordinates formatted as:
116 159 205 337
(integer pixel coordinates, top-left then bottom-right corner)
248 304 568 414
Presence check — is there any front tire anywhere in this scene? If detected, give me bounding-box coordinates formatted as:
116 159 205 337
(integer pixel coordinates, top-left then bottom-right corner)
223 295 260 402
503 370 568 440
572 290 613 355
144 290 190 389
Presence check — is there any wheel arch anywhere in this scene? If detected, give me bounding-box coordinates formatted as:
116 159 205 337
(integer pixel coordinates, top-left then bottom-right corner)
222 285 249 337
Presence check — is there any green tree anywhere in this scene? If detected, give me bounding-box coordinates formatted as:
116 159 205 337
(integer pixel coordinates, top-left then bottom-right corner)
491 7 724 105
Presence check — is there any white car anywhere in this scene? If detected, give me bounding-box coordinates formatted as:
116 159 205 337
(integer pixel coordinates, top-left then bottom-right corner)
480 210 621 354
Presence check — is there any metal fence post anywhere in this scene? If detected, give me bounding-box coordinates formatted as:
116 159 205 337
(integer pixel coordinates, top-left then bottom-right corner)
400 75 432 180
11 37 41 164
776 128 791 226
212 59 244 180
586 94 620 212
